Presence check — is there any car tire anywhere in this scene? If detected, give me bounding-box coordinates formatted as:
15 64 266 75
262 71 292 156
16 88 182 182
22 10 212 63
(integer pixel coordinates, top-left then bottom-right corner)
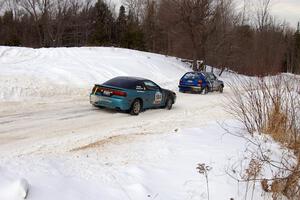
201 87 209 95
130 99 141 115
92 104 104 109
165 98 173 110
219 85 224 93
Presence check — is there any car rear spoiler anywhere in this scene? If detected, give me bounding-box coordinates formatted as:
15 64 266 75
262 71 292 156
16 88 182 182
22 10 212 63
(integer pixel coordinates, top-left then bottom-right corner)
92 84 125 95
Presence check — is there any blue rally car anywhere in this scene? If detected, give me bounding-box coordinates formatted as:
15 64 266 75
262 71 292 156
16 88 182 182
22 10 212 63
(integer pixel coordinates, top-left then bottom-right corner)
90 76 176 115
178 72 224 94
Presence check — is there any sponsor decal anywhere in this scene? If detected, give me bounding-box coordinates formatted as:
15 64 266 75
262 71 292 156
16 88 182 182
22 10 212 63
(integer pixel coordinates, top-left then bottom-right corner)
154 92 162 104
136 85 144 90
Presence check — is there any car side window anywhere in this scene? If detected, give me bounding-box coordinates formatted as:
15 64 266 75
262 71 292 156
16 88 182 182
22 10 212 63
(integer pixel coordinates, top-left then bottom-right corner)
206 74 216 81
143 81 160 91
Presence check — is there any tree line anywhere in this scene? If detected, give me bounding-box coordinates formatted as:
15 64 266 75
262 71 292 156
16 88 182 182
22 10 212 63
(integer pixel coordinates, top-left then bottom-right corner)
0 0 299 75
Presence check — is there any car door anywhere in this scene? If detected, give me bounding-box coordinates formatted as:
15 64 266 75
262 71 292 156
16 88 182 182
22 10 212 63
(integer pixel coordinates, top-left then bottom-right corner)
211 74 220 91
206 73 218 91
143 80 164 108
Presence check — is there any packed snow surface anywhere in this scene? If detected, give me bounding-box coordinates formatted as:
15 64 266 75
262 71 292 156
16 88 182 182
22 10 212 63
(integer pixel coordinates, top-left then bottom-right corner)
0 46 287 199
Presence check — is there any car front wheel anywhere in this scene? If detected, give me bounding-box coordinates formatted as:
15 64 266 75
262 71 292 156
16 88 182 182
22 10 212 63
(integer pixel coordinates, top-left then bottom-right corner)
219 86 224 93
130 99 141 115
165 98 173 110
201 86 209 95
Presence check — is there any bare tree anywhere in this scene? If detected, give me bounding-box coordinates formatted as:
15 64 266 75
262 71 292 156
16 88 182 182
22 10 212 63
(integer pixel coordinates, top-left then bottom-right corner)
142 0 158 51
0 0 296 75
18 0 43 46
255 0 272 31
2 0 21 18
122 0 145 20
158 0 214 69
0 0 5 11
206 0 236 71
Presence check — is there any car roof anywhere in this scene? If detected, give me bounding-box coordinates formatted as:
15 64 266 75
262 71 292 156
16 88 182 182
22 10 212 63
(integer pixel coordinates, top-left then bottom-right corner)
184 72 203 75
185 71 214 76
201 72 214 75
113 76 149 82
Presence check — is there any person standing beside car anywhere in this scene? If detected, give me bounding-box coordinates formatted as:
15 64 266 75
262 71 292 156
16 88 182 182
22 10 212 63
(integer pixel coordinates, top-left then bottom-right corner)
199 60 205 71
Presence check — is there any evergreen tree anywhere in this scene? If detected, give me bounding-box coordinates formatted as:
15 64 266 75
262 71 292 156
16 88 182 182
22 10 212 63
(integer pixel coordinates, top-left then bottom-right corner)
90 0 114 46
115 5 127 46
1 11 20 46
123 10 145 50
143 1 157 51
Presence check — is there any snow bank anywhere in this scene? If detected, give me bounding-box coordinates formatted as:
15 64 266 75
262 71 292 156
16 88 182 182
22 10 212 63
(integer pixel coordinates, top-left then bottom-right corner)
0 121 287 200
0 178 29 200
0 46 189 101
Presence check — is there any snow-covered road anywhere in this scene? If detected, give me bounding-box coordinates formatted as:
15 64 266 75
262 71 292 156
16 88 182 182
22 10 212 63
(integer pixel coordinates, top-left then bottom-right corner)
0 91 230 156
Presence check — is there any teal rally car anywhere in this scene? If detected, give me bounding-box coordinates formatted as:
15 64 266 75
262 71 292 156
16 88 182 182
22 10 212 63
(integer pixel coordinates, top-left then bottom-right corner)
90 76 176 115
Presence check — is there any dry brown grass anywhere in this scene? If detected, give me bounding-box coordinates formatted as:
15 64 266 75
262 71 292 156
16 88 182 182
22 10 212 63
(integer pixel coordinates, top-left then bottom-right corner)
226 74 300 199
243 159 263 181
264 101 289 145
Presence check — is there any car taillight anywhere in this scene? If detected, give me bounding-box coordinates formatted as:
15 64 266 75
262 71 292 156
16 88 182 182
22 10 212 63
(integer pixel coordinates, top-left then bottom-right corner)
198 80 202 86
112 90 127 97
92 86 104 94
92 86 99 94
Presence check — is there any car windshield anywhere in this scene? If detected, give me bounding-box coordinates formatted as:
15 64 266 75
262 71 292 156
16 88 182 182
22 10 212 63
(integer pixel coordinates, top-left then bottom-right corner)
103 77 138 89
183 73 200 79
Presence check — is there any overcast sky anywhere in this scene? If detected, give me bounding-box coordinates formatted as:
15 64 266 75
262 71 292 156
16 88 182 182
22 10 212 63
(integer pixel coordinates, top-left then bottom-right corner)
271 0 300 27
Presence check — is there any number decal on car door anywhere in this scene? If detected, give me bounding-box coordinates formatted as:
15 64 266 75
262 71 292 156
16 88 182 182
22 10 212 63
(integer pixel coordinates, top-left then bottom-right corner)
154 92 162 104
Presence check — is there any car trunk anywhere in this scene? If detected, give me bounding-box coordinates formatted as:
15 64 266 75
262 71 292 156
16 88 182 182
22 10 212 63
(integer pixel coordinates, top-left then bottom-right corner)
181 78 199 86
92 84 127 98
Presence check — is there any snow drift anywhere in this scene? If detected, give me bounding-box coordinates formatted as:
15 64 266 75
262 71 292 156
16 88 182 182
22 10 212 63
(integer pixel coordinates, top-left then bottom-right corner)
0 46 189 101
0 178 29 200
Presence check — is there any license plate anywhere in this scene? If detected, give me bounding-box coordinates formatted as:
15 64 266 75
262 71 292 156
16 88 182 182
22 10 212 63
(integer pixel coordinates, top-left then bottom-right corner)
99 97 112 103
103 90 111 96
91 94 112 103
90 95 100 103
188 80 193 83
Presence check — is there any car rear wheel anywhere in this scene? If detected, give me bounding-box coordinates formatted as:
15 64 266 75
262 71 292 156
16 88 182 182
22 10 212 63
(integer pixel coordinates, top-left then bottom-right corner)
219 86 224 93
92 104 104 109
165 98 173 110
130 99 141 115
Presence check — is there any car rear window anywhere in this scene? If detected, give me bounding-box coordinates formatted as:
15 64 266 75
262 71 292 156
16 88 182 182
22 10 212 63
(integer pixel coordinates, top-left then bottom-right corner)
183 73 200 79
103 77 138 89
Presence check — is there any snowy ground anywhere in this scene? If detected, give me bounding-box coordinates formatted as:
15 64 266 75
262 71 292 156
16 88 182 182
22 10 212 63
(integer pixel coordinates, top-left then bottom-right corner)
0 47 280 199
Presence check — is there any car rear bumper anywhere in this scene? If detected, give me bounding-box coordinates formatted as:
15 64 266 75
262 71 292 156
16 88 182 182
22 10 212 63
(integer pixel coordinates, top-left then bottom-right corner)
90 94 130 110
178 85 203 93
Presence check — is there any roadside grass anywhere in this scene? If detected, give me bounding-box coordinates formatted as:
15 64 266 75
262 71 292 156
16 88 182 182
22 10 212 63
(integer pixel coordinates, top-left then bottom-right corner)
226 74 300 199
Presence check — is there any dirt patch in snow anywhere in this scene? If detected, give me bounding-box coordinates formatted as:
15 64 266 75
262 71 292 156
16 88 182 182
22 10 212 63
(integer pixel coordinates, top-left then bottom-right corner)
0 136 27 145
70 132 150 152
